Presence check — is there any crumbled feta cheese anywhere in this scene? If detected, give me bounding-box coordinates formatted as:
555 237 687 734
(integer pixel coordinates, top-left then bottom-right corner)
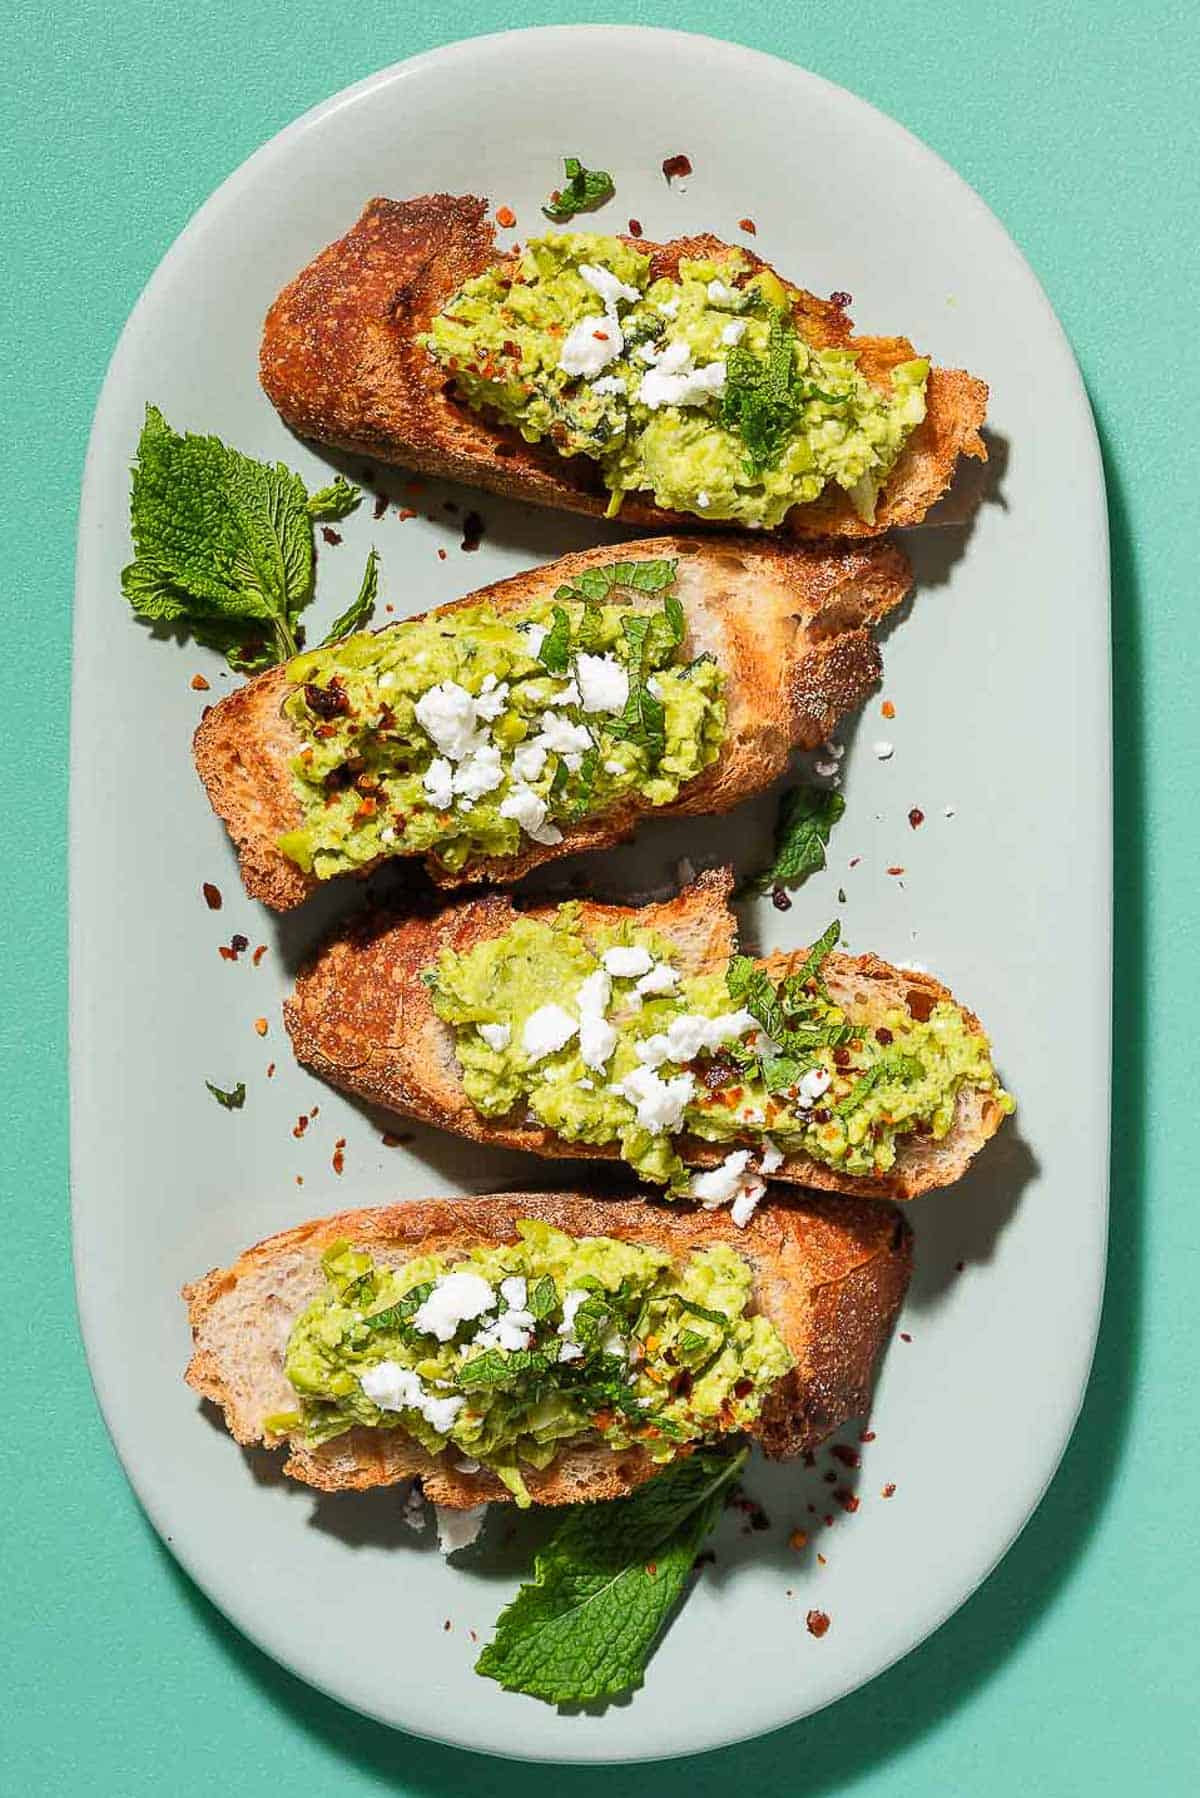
544 678 581 707
689 1148 754 1205
706 278 739 306
360 1361 466 1434
412 1272 497 1343
823 738 845 761
500 1275 527 1310
873 740 895 760
796 1066 833 1109
452 742 504 802
377 672 395 690
730 1177 767 1228
637 1008 756 1067
522 1002 579 1060
576 968 618 1071
415 680 485 761
478 1022 511 1052
559 1289 590 1335
510 742 548 783
472 1309 534 1352
603 945 655 978
636 341 660 363
473 675 510 721
434 1503 487 1555
423 756 454 811
760 1135 784 1174
636 962 679 996
615 1065 695 1133
558 1340 584 1361
579 263 640 309
380 826 396 844
559 308 623 377
500 783 562 845
535 713 594 758
658 296 681 319
637 346 726 411
896 958 930 973
576 652 630 715
604 758 625 775
591 373 626 396
721 318 747 346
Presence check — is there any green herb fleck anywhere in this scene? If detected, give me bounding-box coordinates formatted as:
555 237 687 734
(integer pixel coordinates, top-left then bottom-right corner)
751 784 845 894
205 1079 245 1110
538 605 573 673
542 157 615 222
320 547 379 645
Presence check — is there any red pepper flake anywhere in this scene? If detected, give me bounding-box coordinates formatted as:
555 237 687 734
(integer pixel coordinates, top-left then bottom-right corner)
848 856 861 869
875 1026 893 1045
437 548 447 561
771 884 792 912
202 882 222 911
789 1529 808 1550
253 1017 268 1037
321 526 342 546
908 807 925 830
266 1062 276 1079
645 1561 658 1577
190 673 211 692
816 1552 827 1566
397 507 418 522
900 1331 912 1343
468 1629 478 1644
332 1137 346 1175
830 290 852 308
830 1443 861 1470
627 217 643 236
738 216 757 235
881 699 896 719
887 866 906 877
662 153 692 182
218 933 250 963
295 1175 303 1186
309 1106 319 1120
252 944 268 967
859 1428 876 1443
806 1609 831 1638
592 329 610 342
461 511 485 553
443 1619 451 1632
292 1115 309 1139
824 1514 835 1527
882 1483 897 1498
834 1487 859 1514
495 204 516 228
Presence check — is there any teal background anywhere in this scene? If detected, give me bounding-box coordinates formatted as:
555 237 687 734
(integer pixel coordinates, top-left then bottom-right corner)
1 0 1196 1789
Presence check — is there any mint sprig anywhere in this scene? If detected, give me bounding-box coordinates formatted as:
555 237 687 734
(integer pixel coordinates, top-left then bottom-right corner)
122 405 363 672
476 1447 746 1704
751 783 845 894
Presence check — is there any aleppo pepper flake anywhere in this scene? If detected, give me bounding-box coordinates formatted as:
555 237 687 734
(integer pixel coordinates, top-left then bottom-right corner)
190 674 210 691
738 216 757 235
881 699 896 719
321 526 343 546
908 807 925 829
495 205 516 228
882 1483 897 1498
202 882 222 911
806 1610 831 1638
332 1137 346 1174
662 153 692 182
252 944 268 967
304 679 349 720
627 217 643 236
253 1017 268 1037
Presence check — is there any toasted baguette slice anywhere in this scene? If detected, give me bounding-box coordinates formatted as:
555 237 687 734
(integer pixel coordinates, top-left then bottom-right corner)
261 195 987 539
193 532 910 910
285 868 1009 1203
184 1189 912 1508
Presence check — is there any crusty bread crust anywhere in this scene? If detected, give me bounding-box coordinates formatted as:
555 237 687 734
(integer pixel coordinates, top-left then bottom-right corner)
193 532 910 910
284 868 1009 1203
260 194 987 539
183 1189 912 1507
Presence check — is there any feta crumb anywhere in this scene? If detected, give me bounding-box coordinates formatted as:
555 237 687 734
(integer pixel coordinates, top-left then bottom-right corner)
380 826 396 844
535 713 593 758
604 758 625 775
647 675 664 699
823 739 845 761
636 962 679 996
730 1177 767 1228
558 1289 590 1338
896 958 930 973
706 278 738 306
559 307 623 377
873 740 895 761
523 1002 579 1061
377 672 395 690
637 349 726 411
473 675 510 721
415 680 485 761
760 1135 784 1174
576 652 630 715
615 1065 695 1133
577 968 618 1070
434 1503 487 1555
510 742 548 782
360 1361 465 1434
638 1009 755 1066
721 318 747 346
578 263 640 309
500 783 562 845
412 1272 497 1343
452 742 504 802
657 296 681 319
478 1022 511 1052
500 1275 527 1310
590 373 626 396
603 945 655 978
796 1066 833 1109
544 678 581 707
472 1308 534 1352
696 490 710 508
689 1148 754 1204
423 756 454 811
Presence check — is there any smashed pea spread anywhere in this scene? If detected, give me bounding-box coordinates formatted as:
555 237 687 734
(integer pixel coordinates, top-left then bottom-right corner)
271 1221 791 1505
428 910 1013 1210
423 232 929 528
277 557 724 880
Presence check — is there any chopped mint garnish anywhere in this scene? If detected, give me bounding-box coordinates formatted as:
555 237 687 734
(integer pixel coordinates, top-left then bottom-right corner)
122 405 362 672
476 1447 745 1704
750 784 845 894
541 157 615 222
320 546 379 645
205 1079 245 1110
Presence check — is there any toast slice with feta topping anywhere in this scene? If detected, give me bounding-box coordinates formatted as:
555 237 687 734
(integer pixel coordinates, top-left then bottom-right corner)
283 869 1011 1204
193 533 910 910
183 1188 911 1507
260 194 987 538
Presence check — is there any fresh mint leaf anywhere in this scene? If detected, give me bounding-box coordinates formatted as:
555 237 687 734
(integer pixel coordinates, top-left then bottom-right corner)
752 785 845 894
607 613 667 761
567 745 600 819
458 1344 562 1388
528 1275 559 1322
320 547 379 645
476 1447 746 1704
542 157 615 221
123 406 354 670
719 308 799 475
361 1278 435 1334
538 605 573 673
306 476 362 520
205 1079 245 1110
761 1053 804 1093
782 920 842 1000
558 558 677 605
